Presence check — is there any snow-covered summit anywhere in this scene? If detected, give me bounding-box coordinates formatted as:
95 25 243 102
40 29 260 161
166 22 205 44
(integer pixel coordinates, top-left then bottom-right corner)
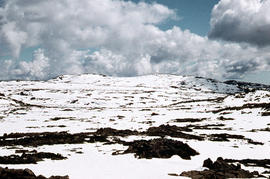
49 73 242 93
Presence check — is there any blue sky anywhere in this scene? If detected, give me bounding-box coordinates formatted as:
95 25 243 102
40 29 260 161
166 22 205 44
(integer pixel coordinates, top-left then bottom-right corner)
129 0 219 36
0 0 270 84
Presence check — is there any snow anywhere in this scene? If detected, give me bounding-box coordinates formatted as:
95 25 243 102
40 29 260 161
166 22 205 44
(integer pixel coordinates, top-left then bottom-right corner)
0 74 269 178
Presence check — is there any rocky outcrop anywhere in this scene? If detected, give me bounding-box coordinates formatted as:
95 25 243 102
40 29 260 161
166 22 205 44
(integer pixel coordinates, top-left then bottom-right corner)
180 157 260 179
0 167 69 179
119 138 199 160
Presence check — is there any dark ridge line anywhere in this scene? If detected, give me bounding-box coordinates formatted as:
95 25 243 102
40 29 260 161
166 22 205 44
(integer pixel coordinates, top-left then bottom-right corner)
210 103 270 113
224 80 270 91
168 96 227 107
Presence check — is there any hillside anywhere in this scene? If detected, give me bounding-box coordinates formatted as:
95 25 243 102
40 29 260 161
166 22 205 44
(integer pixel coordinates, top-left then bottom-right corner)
0 74 270 178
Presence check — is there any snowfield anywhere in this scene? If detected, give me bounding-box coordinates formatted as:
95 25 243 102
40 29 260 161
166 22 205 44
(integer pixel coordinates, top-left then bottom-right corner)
0 74 269 178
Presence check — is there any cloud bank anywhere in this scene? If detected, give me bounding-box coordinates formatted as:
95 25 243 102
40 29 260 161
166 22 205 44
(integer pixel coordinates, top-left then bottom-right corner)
209 0 270 46
0 0 269 80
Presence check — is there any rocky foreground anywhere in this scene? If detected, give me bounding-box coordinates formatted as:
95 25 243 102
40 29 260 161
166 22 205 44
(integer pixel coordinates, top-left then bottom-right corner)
180 157 262 178
0 74 270 178
0 166 68 179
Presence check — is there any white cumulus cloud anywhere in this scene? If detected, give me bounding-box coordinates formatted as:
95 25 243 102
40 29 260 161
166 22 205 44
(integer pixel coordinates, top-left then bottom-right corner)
0 0 269 81
209 0 270 46
0 49 49 80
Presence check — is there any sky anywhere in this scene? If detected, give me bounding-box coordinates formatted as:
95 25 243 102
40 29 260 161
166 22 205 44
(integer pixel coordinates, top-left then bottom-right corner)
127 0 219 36
0 0 270 84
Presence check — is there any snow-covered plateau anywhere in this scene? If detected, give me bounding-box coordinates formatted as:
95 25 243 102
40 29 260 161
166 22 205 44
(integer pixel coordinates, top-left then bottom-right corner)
0 74 270 179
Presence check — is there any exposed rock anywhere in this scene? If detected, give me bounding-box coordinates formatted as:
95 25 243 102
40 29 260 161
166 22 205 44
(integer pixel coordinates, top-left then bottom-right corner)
212 103 270 113
151 112 159 116
95 128 138 137
249 127 270 132
0 132 108 147
144 125 204 141
207 133 263 145
0 167 69 179
49 117 75 121
224 80 270 92
246 139 264 145
119 138 199 160
168 173 179 176
170 97 226 106
218 116 235 121
262 112 270 116
0 152 66 164
225 159 270 169
180 157 260 179
208 133 244 142
173 118 206 123
15 149 37 154
186 124 232 131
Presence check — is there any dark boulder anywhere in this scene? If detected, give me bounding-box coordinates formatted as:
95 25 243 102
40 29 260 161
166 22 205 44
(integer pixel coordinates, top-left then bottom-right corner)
120 138 199 160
